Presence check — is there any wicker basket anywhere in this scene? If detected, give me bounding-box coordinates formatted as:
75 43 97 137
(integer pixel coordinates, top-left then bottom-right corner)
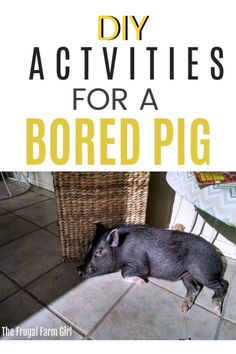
53 172 150 263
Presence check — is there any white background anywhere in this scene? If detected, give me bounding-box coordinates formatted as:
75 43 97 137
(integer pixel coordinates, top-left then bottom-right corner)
0 0 235 171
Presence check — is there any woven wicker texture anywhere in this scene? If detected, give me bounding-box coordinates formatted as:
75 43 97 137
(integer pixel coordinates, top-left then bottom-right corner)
53 172 150 263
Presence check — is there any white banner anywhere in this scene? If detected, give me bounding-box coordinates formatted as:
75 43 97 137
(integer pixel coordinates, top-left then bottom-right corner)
0 0 235 171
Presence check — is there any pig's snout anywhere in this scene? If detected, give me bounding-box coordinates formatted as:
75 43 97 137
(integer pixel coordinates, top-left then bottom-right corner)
76 264 97 278
76 266 84 277
77 265 88 278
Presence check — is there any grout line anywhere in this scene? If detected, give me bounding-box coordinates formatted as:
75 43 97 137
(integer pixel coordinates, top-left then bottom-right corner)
23 287 87 338
0 210 8 216
0 227 40 248
0 207 12 213
31 189 55 199
0 264 86 338
10 201 59 237
0 215 59 249
43 221 57 227
0 269 27 290
43 221 58 228
0 195 51 213
45 303 87 338
11 213 57 229
222 316 236 326
214 261 236 339
0 288 21 304
85 283 135 339
42 223 59 238
0 224 58 248
0 210 42 228
0 203 56 230
41 229 59 238
149 279 185 299
23 262 64 288
0 261 63 301
6 198 58 230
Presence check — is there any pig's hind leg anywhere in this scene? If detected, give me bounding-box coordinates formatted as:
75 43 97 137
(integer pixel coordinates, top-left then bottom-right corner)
208 279 228 316
181 274 203 313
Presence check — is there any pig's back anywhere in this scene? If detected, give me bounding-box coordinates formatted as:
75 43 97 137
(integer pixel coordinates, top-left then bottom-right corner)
118 226 222 281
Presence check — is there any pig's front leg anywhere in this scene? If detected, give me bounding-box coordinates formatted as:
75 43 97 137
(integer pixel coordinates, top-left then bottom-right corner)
121 265 149 285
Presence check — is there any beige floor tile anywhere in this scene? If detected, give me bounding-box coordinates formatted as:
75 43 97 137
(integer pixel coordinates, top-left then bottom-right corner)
0 291 82 340
0 213 39 245
31 186 55 199
44 222 59 236
14 199 58 227
91 282 220 340
0 191 48 211
0 229 62 286
0 273 19 301
0 208 7 215
224 269 236 322
218 320 236 339
27 266 131 335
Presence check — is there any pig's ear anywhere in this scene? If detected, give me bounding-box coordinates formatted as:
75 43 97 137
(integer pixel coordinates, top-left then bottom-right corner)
106 229 119 247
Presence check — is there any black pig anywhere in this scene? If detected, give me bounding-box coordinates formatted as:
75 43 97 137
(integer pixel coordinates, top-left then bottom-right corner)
77 224 228 316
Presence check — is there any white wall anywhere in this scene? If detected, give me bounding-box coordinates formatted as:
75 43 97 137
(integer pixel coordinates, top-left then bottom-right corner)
24 172 54 191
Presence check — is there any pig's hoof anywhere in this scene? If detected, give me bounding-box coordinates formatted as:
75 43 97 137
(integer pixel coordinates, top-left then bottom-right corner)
214 305 221 317
181 302 190 313
171 223 185 232
123 276 146 285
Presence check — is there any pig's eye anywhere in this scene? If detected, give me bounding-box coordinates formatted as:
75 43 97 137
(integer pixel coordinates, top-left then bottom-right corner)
94 248 103 257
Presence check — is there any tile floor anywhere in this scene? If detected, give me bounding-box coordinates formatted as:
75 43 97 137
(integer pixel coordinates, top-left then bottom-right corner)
0 186 236 340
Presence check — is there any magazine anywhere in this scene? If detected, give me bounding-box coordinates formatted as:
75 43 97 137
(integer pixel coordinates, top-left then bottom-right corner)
194 172 236 187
